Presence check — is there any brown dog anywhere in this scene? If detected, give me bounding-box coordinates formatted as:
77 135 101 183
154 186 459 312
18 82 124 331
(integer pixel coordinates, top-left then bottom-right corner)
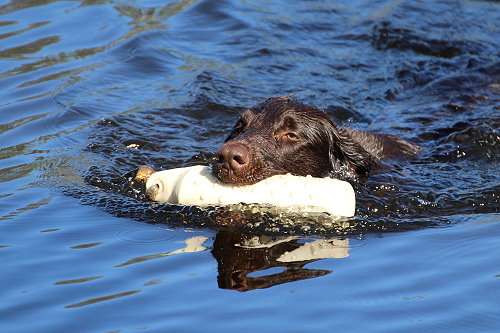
213 96 419 185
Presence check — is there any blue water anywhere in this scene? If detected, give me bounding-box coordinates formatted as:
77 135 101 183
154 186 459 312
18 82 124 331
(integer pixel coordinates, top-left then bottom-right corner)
1 0 499 332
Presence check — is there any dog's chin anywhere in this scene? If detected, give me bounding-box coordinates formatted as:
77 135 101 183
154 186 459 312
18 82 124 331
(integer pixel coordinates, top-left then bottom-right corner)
212 170 261 186
211 165 273 186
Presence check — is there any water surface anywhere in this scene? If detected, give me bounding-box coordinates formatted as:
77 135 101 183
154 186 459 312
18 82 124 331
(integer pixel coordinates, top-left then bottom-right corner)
0 0 499 332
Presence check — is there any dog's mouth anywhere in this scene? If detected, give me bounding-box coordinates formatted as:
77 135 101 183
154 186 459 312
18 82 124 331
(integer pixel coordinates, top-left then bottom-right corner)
211 162 281 186
212 163 260 185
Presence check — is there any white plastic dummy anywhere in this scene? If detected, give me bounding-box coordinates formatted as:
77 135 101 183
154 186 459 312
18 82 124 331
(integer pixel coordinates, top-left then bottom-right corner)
139 165 355 217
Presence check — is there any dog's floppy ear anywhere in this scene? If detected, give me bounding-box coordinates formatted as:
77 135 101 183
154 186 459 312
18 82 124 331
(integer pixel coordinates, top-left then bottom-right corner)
320 120 378 180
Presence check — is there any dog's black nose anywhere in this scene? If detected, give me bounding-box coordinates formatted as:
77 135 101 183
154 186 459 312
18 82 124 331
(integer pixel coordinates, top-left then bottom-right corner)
217 142 250 173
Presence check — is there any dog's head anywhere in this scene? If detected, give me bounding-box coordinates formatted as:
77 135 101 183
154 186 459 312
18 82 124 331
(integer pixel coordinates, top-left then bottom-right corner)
213 97 375 185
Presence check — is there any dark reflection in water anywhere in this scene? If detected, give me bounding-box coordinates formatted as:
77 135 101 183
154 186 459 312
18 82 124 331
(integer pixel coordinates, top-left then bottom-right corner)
212 231 348 292
98 228 348 292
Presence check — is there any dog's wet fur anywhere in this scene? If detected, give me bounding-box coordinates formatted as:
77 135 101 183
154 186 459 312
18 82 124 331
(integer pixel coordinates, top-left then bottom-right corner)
213 97 420 185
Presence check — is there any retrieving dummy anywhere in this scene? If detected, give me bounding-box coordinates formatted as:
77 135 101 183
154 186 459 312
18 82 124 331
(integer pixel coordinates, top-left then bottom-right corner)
136 165 355 217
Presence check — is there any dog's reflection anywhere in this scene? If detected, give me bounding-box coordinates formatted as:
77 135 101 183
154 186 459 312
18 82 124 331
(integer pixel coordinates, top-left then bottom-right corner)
212 231 349 292
114 229 350 292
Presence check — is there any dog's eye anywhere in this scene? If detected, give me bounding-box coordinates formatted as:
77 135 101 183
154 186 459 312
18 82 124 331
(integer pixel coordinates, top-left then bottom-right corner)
233 119 246 133
284 132 299 141
225 119 247 142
